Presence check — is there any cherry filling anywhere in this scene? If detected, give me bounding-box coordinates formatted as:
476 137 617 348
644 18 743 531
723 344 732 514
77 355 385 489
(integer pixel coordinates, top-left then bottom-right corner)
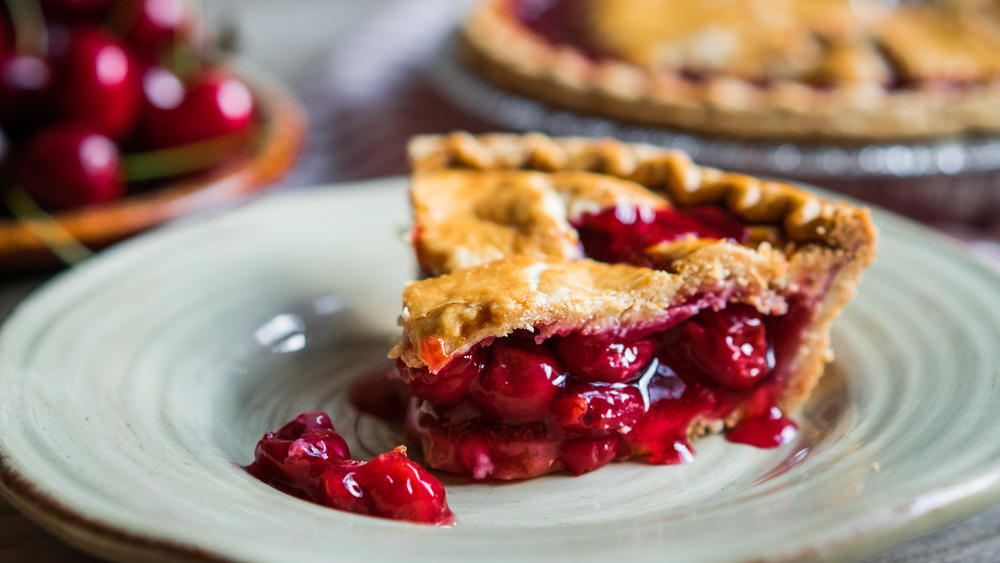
247 411 454 525
399 302 807 480
573 205 749 266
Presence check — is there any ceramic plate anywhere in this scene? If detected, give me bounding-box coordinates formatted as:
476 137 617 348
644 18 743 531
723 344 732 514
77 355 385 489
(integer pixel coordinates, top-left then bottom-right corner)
3 179 1000 562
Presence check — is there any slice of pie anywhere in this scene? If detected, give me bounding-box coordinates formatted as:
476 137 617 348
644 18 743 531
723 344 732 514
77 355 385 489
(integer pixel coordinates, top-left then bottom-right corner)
459 0 1000 141
389 133 876 480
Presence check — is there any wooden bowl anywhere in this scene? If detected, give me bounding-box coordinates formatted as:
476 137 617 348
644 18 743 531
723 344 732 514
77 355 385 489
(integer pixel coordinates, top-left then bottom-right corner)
0 65 307 273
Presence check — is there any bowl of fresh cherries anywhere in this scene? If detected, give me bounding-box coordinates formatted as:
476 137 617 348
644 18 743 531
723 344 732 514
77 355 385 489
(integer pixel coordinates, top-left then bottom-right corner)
0 0 305 271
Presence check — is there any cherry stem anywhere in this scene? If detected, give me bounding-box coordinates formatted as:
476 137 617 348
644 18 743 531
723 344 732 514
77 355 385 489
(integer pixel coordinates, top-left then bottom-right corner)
3 185 94 265
121 129 255 182
5 0 47 57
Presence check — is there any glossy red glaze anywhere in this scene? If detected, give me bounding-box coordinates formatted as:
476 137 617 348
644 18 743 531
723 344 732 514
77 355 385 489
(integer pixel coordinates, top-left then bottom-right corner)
249 411 454 525
51 28 140 139
137 68 253 149
574 205 749 266
14 123 123 210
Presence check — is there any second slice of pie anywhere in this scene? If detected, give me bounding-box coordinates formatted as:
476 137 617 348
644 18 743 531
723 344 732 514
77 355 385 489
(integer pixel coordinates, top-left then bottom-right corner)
389 133 876 480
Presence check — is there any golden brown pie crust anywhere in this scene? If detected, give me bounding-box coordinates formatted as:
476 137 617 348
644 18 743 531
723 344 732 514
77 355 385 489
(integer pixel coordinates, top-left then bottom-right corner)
459 0 1000 141
395 133 877 424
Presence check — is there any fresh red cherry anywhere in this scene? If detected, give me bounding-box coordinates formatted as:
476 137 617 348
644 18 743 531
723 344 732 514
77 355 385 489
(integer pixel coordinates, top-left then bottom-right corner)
550 382 645 435
137 67 254 149
559 436 619 475
556 332 654 383
125 0 193 59
14 123 123 211
0 55 54 135
50 28 140 139
471 339 565 423
665 304 772 390
394 346 485 403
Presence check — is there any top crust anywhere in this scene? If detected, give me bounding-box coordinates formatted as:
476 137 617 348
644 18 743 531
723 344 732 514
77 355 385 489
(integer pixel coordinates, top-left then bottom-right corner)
459 0 1000 141
409 132 875 257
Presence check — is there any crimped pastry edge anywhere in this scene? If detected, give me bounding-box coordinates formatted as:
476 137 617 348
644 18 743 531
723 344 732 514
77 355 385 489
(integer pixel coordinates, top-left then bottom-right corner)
460 0 1000 142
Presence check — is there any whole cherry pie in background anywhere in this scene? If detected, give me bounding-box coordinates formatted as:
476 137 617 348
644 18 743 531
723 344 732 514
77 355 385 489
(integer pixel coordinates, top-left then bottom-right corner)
460 0 1000 141
390 133 877 480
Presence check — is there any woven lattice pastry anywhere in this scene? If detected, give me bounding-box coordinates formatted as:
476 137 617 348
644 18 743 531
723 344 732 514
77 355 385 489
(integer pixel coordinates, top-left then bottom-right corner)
391 133 877 479
459 0 1000 141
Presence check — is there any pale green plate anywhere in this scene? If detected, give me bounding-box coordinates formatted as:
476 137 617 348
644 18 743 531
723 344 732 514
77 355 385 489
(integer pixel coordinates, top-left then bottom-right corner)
2 178 1000 562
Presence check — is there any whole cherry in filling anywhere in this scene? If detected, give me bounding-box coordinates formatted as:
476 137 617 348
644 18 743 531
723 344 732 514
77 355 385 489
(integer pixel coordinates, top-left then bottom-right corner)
555 332 653 383
248 411 454 525
470 339 565 423
664 304 774 390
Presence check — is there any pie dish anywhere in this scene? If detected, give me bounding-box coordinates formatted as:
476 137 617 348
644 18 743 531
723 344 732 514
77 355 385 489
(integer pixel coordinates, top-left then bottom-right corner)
459 0 1000 141
390 133 877 479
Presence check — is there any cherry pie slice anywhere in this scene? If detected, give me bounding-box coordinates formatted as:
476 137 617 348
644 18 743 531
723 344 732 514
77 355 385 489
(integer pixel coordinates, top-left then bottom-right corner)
390 133 876 479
